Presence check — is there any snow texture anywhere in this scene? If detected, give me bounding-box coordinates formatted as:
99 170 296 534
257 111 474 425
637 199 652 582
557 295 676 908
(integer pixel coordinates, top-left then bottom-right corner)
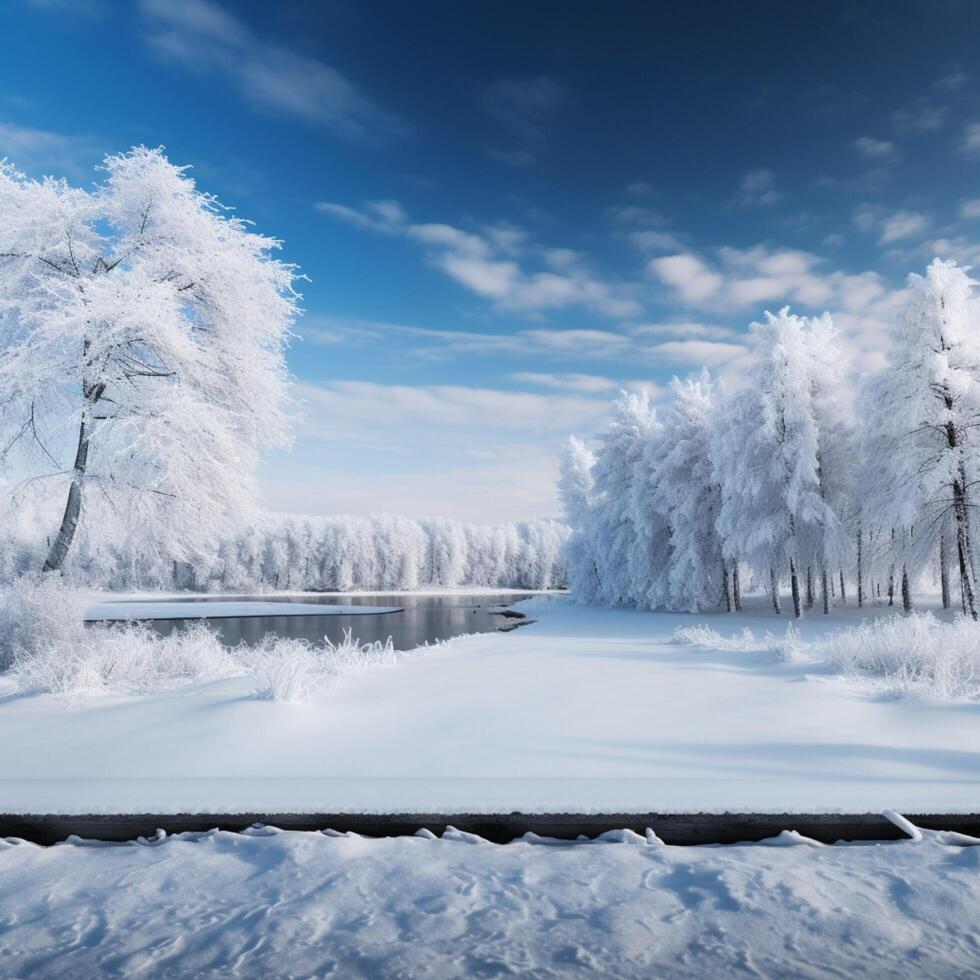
3 594 980 814
0 821 978 978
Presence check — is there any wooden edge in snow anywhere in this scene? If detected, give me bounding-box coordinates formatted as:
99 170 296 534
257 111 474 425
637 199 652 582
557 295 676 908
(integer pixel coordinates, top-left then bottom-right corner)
3 811 979 846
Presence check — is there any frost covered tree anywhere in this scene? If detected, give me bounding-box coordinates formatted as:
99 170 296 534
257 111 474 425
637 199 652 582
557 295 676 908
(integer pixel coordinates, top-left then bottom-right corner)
558 435 599 601
649 372 729 612
713 309 843 617
587 391 671 607
0 147 298 572
804 314 855 613
862 260 980 618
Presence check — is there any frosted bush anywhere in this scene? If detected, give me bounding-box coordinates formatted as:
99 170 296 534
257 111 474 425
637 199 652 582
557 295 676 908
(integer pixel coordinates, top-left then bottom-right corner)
243 629 397 703
765 623 808 662
13 620 240 697
0 578 399 703
671 624 759 651
0 574 90 670
826 613 980 700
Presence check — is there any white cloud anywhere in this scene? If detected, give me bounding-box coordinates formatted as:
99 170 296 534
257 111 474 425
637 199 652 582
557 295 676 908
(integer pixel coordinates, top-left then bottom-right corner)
936 70 967 92
626 181 653 197
735 168 782 206
631 321 736 340
139 0 403 140
628 230 685 252
644 243 902 371
649 340 748 367
813 168 890 193
509 372 620 393
648 253 723 304
318 199 641 317
854 204 929 244
960 199 980 220
297 380 606 435
606 204 667 225
853 136 899 160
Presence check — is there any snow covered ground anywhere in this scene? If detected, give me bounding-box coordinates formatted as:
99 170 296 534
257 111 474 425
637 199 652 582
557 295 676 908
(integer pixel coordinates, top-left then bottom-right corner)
2 594 979 814
1 821 978 978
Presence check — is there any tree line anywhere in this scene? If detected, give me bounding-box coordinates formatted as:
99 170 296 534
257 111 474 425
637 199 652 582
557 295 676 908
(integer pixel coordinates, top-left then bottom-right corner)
559 259 980 619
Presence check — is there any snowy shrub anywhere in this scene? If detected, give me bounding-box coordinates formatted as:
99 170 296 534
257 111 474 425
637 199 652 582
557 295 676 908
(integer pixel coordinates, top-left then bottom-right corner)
671 624 759 651
826 613 980 700
12 619 239 697
244 629 396 703
765 623 808 662
0 578 399 703
0 574 90 670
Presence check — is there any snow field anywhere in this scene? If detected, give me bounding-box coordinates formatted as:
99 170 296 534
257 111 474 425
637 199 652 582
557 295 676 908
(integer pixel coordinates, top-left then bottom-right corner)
0 819 978 978
3 594 980 814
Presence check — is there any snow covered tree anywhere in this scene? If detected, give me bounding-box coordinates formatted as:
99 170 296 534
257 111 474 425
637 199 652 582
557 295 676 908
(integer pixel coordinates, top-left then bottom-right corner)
587 391 671 608
713 309 843 617
649 371 729 612
804 313 856 613
558 435 599 601
0 147 299 573
862 260 980 618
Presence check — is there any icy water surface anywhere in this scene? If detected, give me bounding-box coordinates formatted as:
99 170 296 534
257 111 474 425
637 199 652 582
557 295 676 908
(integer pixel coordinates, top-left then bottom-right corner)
141 593 535 650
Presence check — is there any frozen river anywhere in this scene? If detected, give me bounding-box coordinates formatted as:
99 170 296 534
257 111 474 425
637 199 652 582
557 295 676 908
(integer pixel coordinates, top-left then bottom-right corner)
131 592 535 649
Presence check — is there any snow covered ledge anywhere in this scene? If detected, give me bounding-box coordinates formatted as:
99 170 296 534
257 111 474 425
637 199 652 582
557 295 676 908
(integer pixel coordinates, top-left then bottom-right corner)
83 600 403 622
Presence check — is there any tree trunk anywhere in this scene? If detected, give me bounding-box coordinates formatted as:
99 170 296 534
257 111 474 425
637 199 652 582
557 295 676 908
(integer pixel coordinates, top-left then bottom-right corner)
789 558 802 618
954 474 977 620
821 566 830 614
770 567 781 615
940 536 951 610
901 565 912 614
856 526 863 608
43 415 90 573
805 566 814 610
839 566 846 605
732 560 742 612
887 567 894 606
721 559 732 612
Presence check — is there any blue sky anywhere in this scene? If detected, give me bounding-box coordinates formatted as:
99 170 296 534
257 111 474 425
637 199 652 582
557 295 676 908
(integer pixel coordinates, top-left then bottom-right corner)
4 0 980 521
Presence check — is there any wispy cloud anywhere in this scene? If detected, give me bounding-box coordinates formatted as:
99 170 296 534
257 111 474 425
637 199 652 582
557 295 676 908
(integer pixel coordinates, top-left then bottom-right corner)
648 339 748 367
139 0 405 141
631 321 736 341
735 168 782 206
509 372 621 393
0 120 103 177
960 121 980 157
23 0 105 16
316 199 641 317
483 75 561 141
483 75 561 165
890 102 946 133
854 204 929 244
936 70 967 92
853 136 899 160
